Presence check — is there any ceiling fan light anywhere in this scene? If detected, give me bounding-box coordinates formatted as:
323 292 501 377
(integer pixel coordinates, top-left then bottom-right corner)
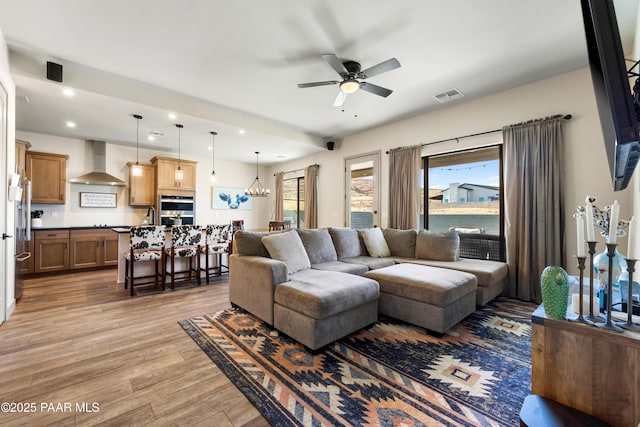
340 79 360 94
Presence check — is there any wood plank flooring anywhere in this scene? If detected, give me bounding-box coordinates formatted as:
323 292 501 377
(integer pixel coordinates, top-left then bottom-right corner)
0 269 269 426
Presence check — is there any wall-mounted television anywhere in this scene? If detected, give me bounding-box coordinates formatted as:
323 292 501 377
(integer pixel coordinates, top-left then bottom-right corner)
581 0 639 191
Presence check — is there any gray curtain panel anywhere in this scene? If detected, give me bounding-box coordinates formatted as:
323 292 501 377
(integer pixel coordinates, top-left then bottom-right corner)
388 145 421 229
274 172 284 221
503 115 565 302
304 165 319 229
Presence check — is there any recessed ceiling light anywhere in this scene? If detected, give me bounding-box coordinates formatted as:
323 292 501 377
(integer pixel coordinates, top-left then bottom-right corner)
239 129 246 135
207 146 213 150
148 135 155 141
276 155 286 159
66 121 76 128
168 113 177 120
62 88 75 97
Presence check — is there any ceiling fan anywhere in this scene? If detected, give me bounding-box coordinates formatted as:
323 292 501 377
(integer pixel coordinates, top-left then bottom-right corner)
297 53 401 107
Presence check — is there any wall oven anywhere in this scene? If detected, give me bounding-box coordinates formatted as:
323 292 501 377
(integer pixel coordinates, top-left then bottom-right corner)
159 195 194 226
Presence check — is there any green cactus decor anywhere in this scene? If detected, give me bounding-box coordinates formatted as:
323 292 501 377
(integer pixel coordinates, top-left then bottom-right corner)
540 266 570 319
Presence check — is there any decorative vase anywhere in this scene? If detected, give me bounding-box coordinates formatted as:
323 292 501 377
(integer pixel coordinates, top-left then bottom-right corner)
173 218 182 226
31 218 43 228
593 247 626 310
540 266 570 319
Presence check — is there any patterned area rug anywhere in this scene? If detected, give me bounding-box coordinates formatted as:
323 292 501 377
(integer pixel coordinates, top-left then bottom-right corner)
179 298 535 426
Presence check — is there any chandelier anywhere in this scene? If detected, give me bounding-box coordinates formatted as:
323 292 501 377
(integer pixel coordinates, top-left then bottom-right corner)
245 151 270 197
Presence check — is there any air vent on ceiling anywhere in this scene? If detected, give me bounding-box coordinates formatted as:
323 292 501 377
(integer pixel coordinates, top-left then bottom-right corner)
149 131 165 137
433 88 464 103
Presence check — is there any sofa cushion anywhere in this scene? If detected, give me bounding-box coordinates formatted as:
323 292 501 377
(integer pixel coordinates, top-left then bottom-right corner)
329 227 367 259
262 231 310 274
311 260 368 275
359 228 391 258
416 230 460 261
233 230 271 257
342 256 395 270
279 270 379 319
297 228 338 264
383 228 417 258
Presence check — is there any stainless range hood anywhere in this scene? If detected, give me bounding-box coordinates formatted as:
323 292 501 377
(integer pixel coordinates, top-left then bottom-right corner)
70 140 126 186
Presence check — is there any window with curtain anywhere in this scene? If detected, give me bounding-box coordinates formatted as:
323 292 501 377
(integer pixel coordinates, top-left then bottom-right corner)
284 177 305 228
422 145 503 236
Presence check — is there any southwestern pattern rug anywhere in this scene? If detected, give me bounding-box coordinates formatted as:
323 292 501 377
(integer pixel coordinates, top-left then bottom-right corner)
179 298 535 426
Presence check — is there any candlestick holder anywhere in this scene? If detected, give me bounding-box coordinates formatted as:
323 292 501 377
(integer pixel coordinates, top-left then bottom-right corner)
596 243 624 332
569 256 591 324
621 258 640 331
586 241 603 322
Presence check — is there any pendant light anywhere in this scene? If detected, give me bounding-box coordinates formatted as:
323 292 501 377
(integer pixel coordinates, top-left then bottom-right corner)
244 151 270 197
210 131 218 183
132 114 143 177
175 124 184 182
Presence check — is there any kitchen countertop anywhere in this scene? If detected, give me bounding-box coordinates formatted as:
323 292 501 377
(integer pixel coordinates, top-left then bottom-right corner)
31 225 130 231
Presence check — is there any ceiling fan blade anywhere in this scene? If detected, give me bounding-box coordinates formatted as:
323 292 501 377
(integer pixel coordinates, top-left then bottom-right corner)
360 58 401 79
333 90 348 107
360 82 393 97
297 80 339 88
322 53 348 76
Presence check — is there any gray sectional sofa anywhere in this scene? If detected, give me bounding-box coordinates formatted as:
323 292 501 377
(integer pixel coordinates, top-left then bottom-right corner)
229 227 508 350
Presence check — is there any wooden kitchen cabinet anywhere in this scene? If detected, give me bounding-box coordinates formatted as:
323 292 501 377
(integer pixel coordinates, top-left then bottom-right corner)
128 163 155 206
34 230 70 273
70 229 119 269
151 156 197 191
26 151 69 204
15 139 31 177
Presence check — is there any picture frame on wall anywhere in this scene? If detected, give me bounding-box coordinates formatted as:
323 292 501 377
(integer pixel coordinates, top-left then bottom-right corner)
212 186 252 210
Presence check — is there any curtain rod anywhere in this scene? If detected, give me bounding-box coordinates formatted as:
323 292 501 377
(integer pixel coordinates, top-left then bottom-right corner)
274 164 320 176
385 114 572 154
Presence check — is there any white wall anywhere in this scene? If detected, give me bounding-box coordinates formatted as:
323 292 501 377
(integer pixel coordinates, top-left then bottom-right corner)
266 67 634 275
16 130 269 230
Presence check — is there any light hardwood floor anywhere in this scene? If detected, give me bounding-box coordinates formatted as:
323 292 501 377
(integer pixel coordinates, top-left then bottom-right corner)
0 269 269 426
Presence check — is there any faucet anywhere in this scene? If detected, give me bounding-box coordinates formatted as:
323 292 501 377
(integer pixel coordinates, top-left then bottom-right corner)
146 206 156 225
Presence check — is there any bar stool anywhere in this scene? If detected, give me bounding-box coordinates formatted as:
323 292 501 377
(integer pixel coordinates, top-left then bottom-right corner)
165 225 202 289
200 224 231 283
124 225 166 297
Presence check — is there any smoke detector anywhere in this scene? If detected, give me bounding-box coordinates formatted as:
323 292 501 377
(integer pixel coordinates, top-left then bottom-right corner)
433 88 464 103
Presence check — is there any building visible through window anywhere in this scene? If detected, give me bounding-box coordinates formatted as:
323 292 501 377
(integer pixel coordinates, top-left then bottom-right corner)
421 145 502 235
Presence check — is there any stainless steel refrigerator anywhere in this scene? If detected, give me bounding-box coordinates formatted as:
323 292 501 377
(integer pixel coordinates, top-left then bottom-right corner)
14 179 31 300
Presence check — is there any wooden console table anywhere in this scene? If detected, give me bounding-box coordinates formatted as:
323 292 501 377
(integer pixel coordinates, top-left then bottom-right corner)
531 305 640 427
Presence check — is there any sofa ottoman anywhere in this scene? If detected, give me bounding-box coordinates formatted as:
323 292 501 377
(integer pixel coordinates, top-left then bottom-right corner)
364 263 477 333
274 270 379 350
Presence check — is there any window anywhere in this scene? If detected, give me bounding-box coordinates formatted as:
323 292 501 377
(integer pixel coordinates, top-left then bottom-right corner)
421 146 502 236
283 177 305 228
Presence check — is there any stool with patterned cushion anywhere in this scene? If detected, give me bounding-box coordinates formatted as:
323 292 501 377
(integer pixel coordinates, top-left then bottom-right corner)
200 224 231 283
165 225 202 289
124 225 166 297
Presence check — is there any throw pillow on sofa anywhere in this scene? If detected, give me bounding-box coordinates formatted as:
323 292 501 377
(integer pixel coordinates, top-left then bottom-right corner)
360 227 391 258
262 230 311 273
382 228 417 258
233 230 272 257
296 228 338 264
328 227 368 259
415 230 460 261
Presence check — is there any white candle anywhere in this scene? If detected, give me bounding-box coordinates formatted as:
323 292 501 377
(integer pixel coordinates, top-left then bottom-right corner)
585 196 596 241
576 210 585 257
607 200 619 244
628 216 637 260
